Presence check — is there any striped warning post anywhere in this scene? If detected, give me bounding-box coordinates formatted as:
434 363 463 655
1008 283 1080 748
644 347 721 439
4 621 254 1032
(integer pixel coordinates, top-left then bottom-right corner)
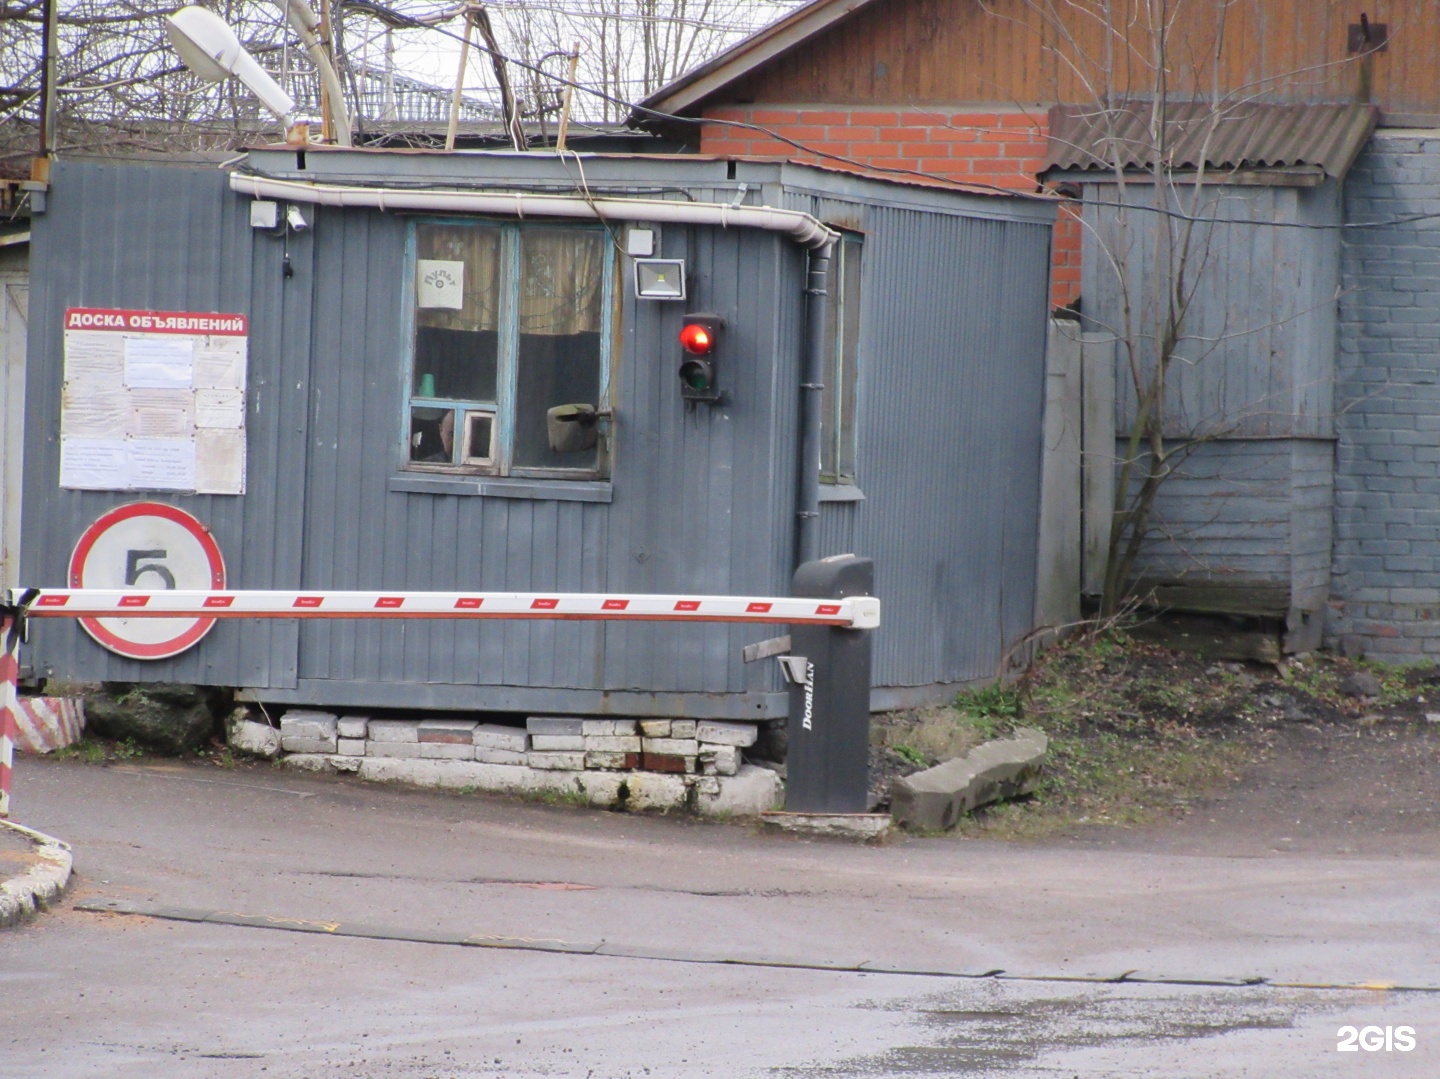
0 614 19 818
12 697 86 755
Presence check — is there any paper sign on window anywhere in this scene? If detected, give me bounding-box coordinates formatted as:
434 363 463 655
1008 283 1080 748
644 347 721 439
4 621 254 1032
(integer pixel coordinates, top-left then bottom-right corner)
417 259 465 309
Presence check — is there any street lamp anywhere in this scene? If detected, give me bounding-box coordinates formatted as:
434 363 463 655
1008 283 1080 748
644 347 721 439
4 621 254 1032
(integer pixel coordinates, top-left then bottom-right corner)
165 6 298 130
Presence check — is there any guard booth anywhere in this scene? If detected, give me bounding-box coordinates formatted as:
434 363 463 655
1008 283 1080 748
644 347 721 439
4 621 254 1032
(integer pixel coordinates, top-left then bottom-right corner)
21 149 1053 719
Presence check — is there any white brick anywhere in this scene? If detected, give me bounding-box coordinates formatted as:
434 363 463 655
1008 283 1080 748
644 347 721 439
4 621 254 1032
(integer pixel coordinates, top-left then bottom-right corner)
669 720 697 739
581 719 637 736
336 738 366 757
475 747 529 765
642 737 699 755
696 721 758 748
694 765 781 817
422 742 477 760
227 719 281 758
527 716 584 735
532 734 585 751
700 745 742 776
419 719 479 743
585 750 637 770
368 720 420 743
638 720 671 737
281 735 337 755
473 724 528 751
337 716 369 739
529 751 586 770
584 735 641 752
368 742 425 758
280 710 337 741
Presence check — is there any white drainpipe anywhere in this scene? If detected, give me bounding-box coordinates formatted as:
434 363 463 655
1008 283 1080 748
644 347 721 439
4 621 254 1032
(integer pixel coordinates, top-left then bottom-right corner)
228 173 841 249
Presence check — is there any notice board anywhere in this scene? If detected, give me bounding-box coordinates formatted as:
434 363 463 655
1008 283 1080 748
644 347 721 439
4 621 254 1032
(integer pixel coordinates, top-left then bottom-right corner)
60 307 248 495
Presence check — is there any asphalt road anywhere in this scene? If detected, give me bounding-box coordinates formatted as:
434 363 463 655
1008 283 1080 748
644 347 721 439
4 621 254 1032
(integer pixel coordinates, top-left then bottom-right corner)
2 756 1437 1077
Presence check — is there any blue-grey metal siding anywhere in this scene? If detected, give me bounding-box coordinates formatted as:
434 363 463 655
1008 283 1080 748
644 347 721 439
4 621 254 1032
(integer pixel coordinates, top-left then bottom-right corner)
22 154 1053 712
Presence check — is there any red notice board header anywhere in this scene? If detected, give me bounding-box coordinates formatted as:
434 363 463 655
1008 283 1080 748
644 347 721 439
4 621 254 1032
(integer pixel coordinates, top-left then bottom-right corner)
64 307 248 336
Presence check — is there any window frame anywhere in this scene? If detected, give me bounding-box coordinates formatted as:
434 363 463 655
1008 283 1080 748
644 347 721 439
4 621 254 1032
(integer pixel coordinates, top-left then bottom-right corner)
401 217 617 482
820 232 863 486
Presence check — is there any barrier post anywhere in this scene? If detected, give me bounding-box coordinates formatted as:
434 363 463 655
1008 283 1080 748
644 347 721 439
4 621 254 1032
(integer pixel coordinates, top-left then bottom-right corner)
0 607 22 819
783 555 874 813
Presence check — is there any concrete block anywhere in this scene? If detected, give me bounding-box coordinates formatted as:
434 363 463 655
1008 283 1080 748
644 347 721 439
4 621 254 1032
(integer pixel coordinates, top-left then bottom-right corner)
891 728 1048 831
638 719 671 737
473 724 528 751
527 716 584 735
619 772 690 812
669 720 697 739
368 742 425 759
475 747 529 766
529 750 586 770
581 719 637 736
531 734 585 751
337 716 369 739
228 718 281 759
419 720 478 744
642 752 696 774
699 744 742 776
585 750 641 770
642 737 700 755
760 812 891 840
422 742 477 760
279 710 337 742
694 765 782 818
368 719 420 743
696 721 758 747
281 735 338 755
584 735 641 752
336 738 366 757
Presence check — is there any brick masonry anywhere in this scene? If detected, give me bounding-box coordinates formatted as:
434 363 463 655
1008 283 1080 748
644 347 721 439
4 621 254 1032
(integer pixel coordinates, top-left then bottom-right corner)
699 105 1079 307
1329 131 1440 660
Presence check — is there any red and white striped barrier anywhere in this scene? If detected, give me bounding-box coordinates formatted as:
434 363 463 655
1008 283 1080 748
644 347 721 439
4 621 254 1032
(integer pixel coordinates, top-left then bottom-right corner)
12 698 86 755
17 589 882 629
0 615 19 817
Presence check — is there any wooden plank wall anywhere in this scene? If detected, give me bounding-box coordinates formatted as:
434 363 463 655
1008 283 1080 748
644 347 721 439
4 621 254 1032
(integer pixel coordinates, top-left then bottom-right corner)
725 0 1440 118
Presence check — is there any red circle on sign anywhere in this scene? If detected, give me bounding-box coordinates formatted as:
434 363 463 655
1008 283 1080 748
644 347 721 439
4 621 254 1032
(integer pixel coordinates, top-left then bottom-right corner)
68 502 227 660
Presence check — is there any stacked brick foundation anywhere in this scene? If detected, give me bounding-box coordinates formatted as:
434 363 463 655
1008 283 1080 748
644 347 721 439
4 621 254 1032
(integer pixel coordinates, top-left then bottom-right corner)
275 710 781 816
700 105 1079 307
1329 131 1440 660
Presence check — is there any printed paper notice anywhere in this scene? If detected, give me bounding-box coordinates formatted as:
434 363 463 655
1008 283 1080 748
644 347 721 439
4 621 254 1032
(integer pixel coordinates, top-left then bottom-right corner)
195 389 245 429
194 338 247 390
61 383 130 438
124 336 194 389
128 439 196 491
196 428 246 495
129 389 196 439
60 438 130 490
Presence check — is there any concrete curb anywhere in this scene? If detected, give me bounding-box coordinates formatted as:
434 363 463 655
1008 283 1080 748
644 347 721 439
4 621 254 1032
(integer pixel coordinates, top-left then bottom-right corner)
0 821 74 928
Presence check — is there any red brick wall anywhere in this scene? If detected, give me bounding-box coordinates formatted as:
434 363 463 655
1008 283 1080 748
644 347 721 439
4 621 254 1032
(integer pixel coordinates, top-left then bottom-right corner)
700 106 1079 308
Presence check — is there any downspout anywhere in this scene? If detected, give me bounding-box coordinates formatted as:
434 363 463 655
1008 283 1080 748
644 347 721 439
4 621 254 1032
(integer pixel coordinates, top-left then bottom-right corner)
796 241 833 568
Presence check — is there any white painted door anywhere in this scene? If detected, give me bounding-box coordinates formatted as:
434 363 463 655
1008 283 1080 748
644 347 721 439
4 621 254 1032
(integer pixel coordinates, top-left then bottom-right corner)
0 275 28 589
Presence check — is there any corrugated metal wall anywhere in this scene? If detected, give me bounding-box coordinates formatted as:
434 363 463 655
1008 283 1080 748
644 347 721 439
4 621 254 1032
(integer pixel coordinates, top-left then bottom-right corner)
23 156 1052 712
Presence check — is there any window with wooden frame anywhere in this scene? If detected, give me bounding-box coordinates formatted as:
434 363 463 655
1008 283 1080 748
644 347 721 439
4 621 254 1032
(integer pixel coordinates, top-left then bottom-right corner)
406 220 615 479
820 233 862 485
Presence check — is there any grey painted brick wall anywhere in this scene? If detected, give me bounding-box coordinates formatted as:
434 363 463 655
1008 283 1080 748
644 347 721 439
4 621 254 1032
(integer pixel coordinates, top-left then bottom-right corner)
1329 131 1440 659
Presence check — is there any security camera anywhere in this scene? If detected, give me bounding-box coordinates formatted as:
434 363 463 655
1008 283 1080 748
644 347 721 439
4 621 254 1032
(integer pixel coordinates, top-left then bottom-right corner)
286 204 309 231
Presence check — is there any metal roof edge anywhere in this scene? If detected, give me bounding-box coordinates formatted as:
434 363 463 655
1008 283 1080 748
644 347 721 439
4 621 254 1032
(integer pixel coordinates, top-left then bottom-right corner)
631 0 885 123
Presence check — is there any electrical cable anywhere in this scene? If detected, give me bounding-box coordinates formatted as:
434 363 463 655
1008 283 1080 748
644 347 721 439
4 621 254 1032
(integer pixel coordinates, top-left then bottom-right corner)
332 0 1440 233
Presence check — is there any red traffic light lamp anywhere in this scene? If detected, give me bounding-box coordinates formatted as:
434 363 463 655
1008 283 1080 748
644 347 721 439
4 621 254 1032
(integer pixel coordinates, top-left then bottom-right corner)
678 313 724 402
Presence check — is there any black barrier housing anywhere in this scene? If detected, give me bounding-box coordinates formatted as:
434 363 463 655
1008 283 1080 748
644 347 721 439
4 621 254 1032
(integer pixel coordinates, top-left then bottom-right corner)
784 555 874 813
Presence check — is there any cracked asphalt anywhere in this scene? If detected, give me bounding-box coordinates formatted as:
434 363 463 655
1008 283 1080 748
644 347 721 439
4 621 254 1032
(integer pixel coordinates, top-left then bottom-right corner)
2 755 1437 1077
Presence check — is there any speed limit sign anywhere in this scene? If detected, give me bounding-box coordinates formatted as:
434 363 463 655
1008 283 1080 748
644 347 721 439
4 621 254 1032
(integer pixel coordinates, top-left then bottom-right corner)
68 502 227 660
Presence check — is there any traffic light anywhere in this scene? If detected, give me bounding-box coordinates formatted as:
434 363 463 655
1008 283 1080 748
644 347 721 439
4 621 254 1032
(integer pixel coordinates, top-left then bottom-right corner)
678 313 724 402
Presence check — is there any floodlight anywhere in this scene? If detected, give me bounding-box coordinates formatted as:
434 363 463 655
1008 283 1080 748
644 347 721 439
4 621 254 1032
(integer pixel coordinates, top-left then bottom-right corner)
634 258 687 300
165 6 297 125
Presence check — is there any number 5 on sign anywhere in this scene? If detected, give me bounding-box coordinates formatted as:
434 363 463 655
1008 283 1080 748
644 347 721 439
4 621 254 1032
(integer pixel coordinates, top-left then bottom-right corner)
68 503 226 660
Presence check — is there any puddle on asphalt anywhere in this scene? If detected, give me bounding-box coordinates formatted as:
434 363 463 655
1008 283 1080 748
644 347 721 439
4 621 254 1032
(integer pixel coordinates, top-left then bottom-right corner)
779 982 1337 1076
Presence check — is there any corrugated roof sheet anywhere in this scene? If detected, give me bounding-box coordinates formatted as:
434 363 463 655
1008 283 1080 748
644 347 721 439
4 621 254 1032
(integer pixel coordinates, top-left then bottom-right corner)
1044 102 1379 178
